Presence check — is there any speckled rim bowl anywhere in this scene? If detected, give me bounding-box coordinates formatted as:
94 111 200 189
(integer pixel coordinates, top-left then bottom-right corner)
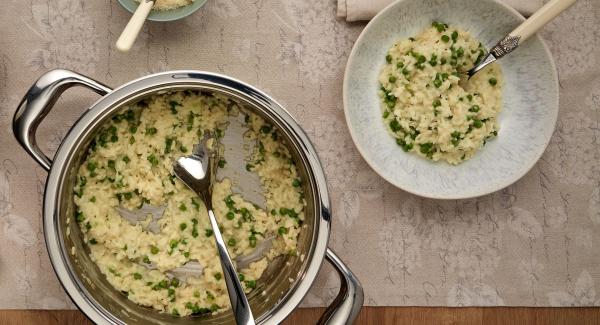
118 0 207 22
343 0 559 200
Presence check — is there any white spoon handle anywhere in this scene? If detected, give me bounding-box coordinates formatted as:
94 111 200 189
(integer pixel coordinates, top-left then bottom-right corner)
116 0 154 52
511 0 577 42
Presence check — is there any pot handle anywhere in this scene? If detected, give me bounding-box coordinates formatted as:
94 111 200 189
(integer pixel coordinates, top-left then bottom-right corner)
13 69 111 171
318 248 364 325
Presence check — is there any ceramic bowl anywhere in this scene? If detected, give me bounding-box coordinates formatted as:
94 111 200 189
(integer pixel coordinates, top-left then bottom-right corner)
343 0 558 199
118 0 207 22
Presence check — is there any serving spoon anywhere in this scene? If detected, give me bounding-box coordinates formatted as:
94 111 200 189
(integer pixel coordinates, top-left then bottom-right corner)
461 0 576 83
116 0 154 52
173 133 256 325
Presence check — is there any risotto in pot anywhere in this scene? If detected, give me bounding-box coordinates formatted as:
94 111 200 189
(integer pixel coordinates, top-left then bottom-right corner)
72 91 305 317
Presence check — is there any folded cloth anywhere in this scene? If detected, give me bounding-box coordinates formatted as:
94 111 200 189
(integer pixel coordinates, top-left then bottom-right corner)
337 0 544 22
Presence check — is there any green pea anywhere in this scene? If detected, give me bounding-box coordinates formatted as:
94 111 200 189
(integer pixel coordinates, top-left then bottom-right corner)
389 120 402 132
451 30 458 42
89 238 98 245
245 280 257 289
75 211 85 223
179 203 187 211
472 119 483 128
214 273 222 280
179 223 187 231
386 54 392 63
441 35 450 42
133 273 142 280
150 245 159 254
205 229 213 237
388 75 397 83
292 179 301 187
489 77 497 86
396 61 404 69
278 227 288 236
433 78 442 88
468 105 480 113
227 238 236 246
226 212 235 220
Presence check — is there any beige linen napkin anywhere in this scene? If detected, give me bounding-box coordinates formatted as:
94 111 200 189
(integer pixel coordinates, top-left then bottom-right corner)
337 0 544 22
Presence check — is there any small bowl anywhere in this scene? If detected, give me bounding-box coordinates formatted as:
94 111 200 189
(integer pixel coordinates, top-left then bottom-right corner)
118 0 207 22
343 0 559 199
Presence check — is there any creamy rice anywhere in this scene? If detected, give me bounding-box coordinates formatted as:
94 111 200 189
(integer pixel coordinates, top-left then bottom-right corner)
72 91 304 317
135 0 194 11
379 22 503 164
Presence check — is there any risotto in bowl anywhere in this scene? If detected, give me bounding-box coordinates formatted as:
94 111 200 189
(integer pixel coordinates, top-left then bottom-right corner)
344 0 558 199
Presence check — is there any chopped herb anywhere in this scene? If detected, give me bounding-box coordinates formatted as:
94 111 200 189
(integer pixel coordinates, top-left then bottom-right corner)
179 223 187 231
292 179 301 187
147 154 159 167
385 54 392 63
179 203 187 211
169 101 181 114
164 138 173 153
150 245 159 254
89 238 98 245
218 159 226 168
133 273 142 280
227 238 236 246
205 229 213 237
260 125 272 134
145 127 157 136
191 198 200 211
214 272 222 280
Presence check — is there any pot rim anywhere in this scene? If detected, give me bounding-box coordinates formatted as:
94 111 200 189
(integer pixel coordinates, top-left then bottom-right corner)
42 70 331 324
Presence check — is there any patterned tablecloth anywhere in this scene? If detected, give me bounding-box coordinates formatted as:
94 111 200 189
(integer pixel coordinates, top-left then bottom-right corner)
0 0 598 309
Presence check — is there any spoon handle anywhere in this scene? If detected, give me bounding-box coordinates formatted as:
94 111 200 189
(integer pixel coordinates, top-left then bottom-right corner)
511 0 577 42
490 0 576 59
207 209 256 325
116 0 154 52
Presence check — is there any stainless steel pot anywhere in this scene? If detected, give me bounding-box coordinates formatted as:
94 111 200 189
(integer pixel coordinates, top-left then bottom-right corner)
13 69 363 324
